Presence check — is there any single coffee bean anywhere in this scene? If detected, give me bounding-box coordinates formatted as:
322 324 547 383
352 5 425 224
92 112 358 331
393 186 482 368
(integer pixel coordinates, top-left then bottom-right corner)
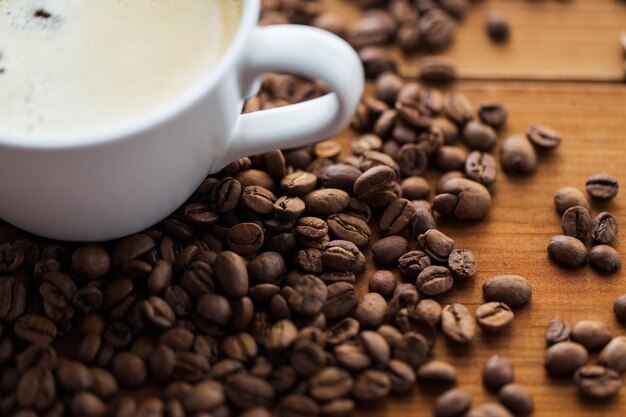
323 282 358 321
571 320 612 351
149 345 175 382
182 380 224 413
475 302 514 331
143 296 176 329
447 249 476 280
436 146 468 172
353 165 396 200
276 394 319 417
322 240 366 272
465 151 497 186
486 12 510 43
379 198 416 236
319 398 354 417
477 103 508 129
285 274 327 316
56 359 94 392
368 270 397 298
482 355 514 392
545 341 589 377
387 291 420 324
393 332 430 368
385 359 416 394
346 14 394 49
599 336 626 373
325 318 359 346
574 365 622 400
291 342 326 377
398 251 431 279
463 122 497 152
240 186 276 215
327 213 371 248
352 369 392 402
227 223 264 255
498 383 534 416
281 171 317 196
394 308 437 347
354 293 387 329
547 235 588 267
372 236 409 265
545 318 571 345
296 217 329 249
586 173 618 200
225 374 275 409
441 304 475 344
589 245 621 273
416 299 443 328
112 352 146 388
417 361 457 393
561 206 591 240
70 245 110 280
419 56 457 82
443 92 472 125
375 72 403 104
303 189 350 215
418 229 455 262
223 333 258 362
591 212 619 244
436 171 464 194
435 388 471 417
247 251 285 284
359 330 391 367
266 319 298 351
482 275 532 307
319 164 361 192
416 266 454 296
433 178 491 220
432 117 459 145
0 275 26 321
411 204 437 236
214 251 249 298
554 187 590 214
334 343 370 371
14 314 57 344
273 196 305 221
401 178 431 202
500 135 537 175
526 123 561 149
196 293 232 332
309 367 354 402
16 344 57 371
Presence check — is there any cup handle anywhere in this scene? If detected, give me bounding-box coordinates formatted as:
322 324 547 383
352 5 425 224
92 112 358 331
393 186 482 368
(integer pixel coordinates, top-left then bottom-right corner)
218 24 364 167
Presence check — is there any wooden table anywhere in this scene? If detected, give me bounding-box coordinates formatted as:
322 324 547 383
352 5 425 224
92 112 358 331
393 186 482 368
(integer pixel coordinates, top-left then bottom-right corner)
323 0 626 416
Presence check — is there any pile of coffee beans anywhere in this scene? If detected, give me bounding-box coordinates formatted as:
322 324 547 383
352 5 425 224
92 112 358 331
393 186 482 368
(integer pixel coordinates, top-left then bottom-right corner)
547 174 620 273
544 318 626 400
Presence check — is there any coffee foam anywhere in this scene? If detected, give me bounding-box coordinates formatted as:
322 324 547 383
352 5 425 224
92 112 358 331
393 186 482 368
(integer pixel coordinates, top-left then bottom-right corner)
0 0 241 137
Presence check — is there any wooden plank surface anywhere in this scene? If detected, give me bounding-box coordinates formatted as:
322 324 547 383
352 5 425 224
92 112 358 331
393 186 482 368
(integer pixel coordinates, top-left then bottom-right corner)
322 0 626 81
340 80 626 416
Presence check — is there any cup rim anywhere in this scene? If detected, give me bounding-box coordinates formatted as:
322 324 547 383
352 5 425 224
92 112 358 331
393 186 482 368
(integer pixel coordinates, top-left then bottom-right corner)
0 0 259 150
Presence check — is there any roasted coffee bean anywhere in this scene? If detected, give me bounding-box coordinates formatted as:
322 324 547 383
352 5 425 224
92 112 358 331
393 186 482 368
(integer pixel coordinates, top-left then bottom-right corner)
182 380 224 413
164 285 193 317
498 383 534 416
547 235 588 267
571 320 612 351
196 293 232 330
111 234 155 268
436 146 468 172
475 302 514 331
226 374 275 408
334 343 370 371
372 236 409 265
143 296 176 329
284 274 327 316
398 251 431 279
112 352 146 388
385 359 416 394
223 333 258 362
589 245 621 273
486 12 510 43
482 355 514 393
16 367 56 411
415 299 443 328
266 319 298 351
417 360 457 392
0 275 26 321
15 314 57 344
416 266 453 296
482 275 532 307
319 164 361 192
545 341 589 377
554 187 590 214
463 122 497 152
411 204 437 236
16 344 57 371
352 134 383 156
393 332 430 368
319 398 354 417
296 217 329 249
327 213 371 248
500 135 537 175
574 365 622 400
173 352 210 382
561 206 591 240
346 14 394 49
227 223 264 255
274 196 306 220
368 270 397 298
303 189 350 215
322 240 365 272
90 368 118 398
247 252 285 284
478 103 508 129
526 124 561 149
441 304 475 344
599 336 626 373
591 212 619 244
214 251 249 298
320 270 355 285
375 72 403 104
241 186 276 215
545 318 571 345
291 342 326 377
325 318 360 346
56 359 93 392
69 391 106 417
309 367 354 402
149 345 175 382
586 173 618 200
401 177 431 201
387 288 420 323
354 293 387 329
417 229 454 262
614 294 626 322
352 369 392 402
467 403 513 417
465 151 497 186
281 172 317 196
435 389 471 417
396 144 428 177
359 330 391 366
419 56 457 82
433 178 491 220
420 10 456 50
379 198 416 236
70 245 110 281
323 282 358 320
353 166 396 200
276 394 320 417
394 308 437 345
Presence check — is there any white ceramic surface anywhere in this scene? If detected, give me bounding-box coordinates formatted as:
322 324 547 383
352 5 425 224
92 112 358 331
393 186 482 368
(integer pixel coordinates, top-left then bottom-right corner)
0 0 364 241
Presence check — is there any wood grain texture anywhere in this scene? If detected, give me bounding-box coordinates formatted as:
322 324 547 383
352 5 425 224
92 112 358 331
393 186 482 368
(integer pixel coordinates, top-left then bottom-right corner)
321 0 626 81
339 80 626 416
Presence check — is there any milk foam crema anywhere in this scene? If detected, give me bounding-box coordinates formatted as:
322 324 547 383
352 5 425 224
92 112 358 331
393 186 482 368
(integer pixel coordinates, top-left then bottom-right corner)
0 0 242 137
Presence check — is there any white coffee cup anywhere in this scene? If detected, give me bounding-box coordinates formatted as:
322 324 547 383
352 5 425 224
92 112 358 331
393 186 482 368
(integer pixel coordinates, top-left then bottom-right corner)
0 0 364 241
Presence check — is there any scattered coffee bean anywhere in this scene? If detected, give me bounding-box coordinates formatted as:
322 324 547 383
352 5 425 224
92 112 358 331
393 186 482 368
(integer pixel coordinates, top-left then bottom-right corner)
486 12 510 43
574 365 622 400
591 212 619 244
527 124 561 149
467 403 514 417
589 245 621 273
435 388 472 417
372 236 409 265
615 294 626 322
598 336 626 374
482 275 532 307
415 299 443 328
571 320 612 351
447 249 477 280
586 173 618 200
433 178 491 220
554 187 590 214
545 318 571 345
561 206 591 240
500 135 537 176
476 302 514 331
465 151 497 186
417 229 455 262
463 122 497 152
477 103 508 129
417 361 457 393
352 369 392 402
545 341 589 377
419 56 457 82
482 355 514 393
547 235 588 267
442 304 475 344
368 270 397 298
498 383 534 416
